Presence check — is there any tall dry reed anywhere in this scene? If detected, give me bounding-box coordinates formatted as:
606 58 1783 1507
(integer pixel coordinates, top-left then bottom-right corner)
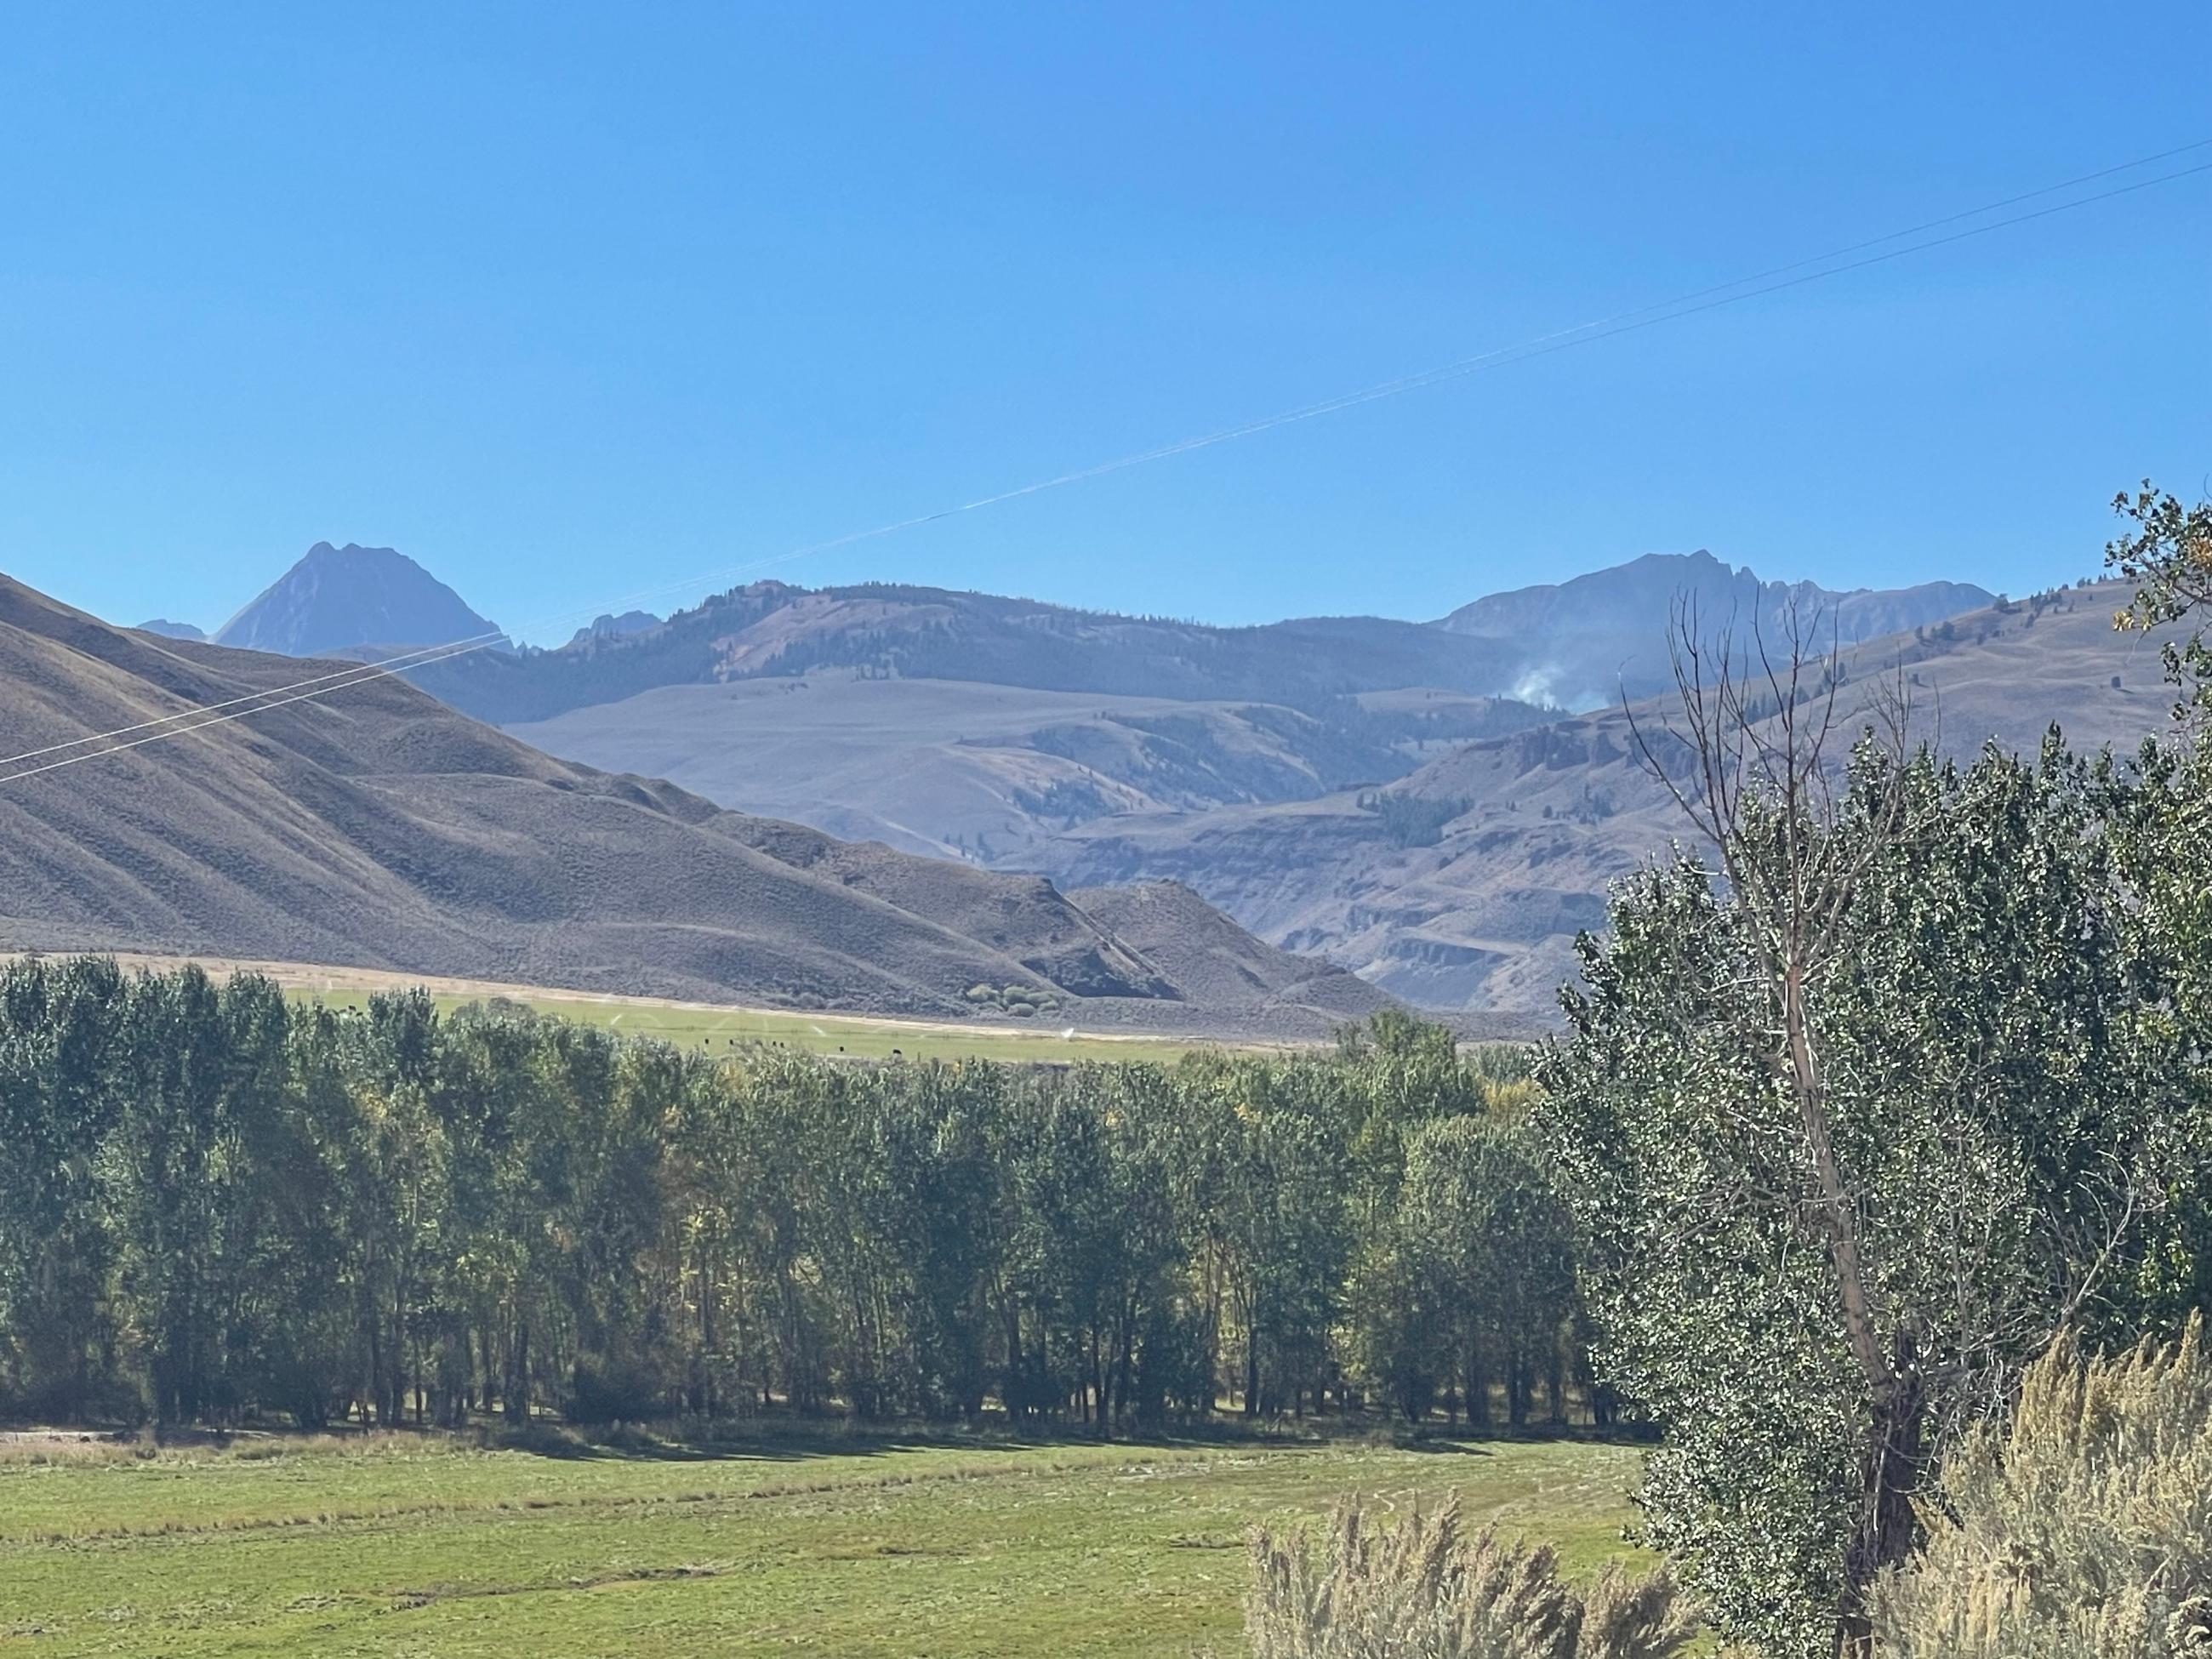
1246 1497 1697 1659
1874 1318 2212 1658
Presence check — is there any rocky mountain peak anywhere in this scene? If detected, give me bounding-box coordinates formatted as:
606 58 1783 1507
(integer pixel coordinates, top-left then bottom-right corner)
214 543 504 658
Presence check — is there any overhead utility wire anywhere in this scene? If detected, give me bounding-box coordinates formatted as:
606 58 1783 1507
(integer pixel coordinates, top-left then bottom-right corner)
0 630 513 768
0 632 508 784
13 145 2204 779
1542 135 2212 329
4 145 2208 787
8 530 894 773
0 544 883 781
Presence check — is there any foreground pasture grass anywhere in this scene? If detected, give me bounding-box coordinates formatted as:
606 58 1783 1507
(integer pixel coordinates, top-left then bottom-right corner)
0 1431 1644 1656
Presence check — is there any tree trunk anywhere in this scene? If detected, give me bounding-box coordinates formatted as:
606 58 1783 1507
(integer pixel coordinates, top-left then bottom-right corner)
1466 1342 1490 1431
1590 1380 1618 1430
1838 1352 1926 1654
1110 1303 1135 1434
1781 965 1926 1655
506 1320 531 1426
366 1309 384 1427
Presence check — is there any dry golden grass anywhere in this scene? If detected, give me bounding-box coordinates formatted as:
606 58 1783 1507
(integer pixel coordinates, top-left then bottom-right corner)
1246 1496 1698 1659
0 1427 456 1469
1874 1318 2212 1657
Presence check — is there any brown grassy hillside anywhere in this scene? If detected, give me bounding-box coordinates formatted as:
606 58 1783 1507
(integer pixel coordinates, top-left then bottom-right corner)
1069 881 1397 1026
0 574 1386 1034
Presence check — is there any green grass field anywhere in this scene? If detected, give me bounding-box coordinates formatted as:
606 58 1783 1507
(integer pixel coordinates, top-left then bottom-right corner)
0 1430 1646 1656
0 952 1240 1066
298 986 1228 1064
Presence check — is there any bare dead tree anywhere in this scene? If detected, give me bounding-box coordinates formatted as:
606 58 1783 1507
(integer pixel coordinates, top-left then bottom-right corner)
1619 596 1943 1651
1613 591 2180 1657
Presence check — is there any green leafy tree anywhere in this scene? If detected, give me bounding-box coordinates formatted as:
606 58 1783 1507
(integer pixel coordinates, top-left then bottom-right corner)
0 956 128 1417
0 963 1574 1445
2103 485 2212 1331
1402 1117 1578 1430
1219 1062 1353 1417
1545 658 2195 1658
2108 482 2212 715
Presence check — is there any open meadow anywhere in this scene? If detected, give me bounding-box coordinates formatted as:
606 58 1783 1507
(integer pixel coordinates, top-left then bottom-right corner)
0 954 1235 1065
0 1430 1644 1657
297 985 1230 1065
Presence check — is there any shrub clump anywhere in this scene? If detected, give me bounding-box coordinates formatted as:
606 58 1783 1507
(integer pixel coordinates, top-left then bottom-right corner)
1873 1318 2212 1658
961 981 1059 1016
1246 1498 1698 1659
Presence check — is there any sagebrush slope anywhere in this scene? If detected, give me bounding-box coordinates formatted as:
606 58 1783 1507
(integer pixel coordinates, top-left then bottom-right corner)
0 573 1377 1030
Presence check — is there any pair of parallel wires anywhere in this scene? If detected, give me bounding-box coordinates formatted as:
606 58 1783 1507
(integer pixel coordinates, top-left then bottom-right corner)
3 139 2208 788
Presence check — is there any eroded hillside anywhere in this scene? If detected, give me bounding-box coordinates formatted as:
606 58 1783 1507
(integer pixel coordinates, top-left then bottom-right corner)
0 574 1395 1037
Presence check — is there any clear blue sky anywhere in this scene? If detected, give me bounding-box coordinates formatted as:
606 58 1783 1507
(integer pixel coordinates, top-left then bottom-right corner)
3 3 2207 643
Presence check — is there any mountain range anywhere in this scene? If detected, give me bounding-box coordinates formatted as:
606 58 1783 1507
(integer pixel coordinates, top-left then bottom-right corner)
0 573 1395 1038
387 556 1981 866
1027 582 2179 1011
46 536 2123 1024
430 558 1994 864
1434 550 1994 708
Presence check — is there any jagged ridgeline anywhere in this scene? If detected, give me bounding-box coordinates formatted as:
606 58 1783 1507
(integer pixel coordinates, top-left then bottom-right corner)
408 579 1573 724
388 561 2024 1016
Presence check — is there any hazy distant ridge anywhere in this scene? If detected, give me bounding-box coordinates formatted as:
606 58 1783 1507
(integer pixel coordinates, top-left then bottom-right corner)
1437 550 1994 708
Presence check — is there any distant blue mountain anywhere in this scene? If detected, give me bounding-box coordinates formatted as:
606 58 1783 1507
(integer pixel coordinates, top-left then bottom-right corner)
568 609 661 645
1436 550 1994 707
215 542 504 657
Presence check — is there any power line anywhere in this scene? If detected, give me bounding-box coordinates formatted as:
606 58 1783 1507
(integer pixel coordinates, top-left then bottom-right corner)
0 633 500 784
5 142 2207 787
1535 136 2212 329
3 544 855 776
0 630 510 769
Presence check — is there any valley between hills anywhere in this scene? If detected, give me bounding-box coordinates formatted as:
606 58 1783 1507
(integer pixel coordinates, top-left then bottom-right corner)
6 539 2160 1030
459 565 2161 1017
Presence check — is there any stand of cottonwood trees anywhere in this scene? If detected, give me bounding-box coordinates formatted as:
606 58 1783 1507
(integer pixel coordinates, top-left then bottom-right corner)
0 972 1584 1434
